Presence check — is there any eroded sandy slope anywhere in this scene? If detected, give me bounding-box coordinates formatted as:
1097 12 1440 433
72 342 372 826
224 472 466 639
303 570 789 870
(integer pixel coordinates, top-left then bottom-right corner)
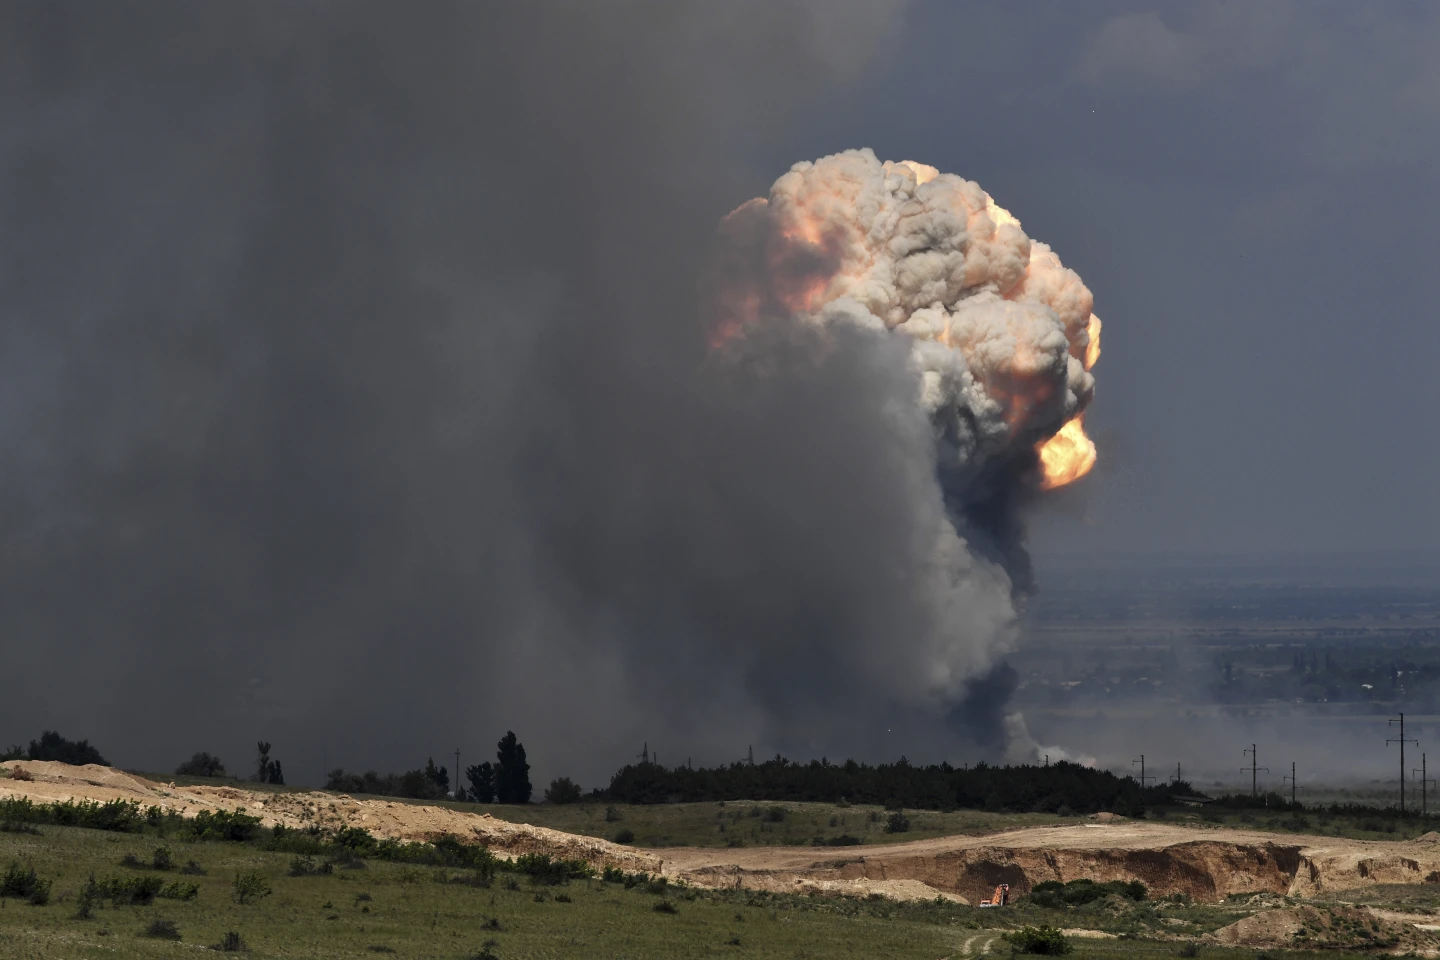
8 761 1440 904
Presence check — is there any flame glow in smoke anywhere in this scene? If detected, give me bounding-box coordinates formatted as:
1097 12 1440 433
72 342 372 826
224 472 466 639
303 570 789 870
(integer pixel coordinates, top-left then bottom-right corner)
712 149 1103 492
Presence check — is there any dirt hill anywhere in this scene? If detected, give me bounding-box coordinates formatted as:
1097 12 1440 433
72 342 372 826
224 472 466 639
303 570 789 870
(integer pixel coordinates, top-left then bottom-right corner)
9 761 1440 905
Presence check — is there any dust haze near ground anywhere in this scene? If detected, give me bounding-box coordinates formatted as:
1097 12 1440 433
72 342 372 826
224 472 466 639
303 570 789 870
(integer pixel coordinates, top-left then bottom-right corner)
0 2 1066 785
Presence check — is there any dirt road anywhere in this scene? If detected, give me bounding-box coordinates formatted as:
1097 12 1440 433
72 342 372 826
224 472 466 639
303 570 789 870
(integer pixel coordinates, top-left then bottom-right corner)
8 761 1440 904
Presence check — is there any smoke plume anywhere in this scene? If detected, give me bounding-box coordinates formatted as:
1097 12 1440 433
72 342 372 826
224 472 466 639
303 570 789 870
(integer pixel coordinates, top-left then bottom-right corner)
0 3 1098 785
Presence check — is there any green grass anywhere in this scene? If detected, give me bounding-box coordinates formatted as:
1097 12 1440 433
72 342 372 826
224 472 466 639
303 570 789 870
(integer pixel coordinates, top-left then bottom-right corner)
0 821 1422 959
447 800 1071 848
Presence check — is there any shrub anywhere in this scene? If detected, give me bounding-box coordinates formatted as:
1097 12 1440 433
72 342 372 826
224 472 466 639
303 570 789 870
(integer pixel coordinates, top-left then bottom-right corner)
97 874 164 905
175 752 227 778
120 853 144 869
180 860 206 876
1006 926 1072 955
160 881 199 901
653 900 678 914
813 834 862 847
1030 878 1146 908
214 932 247 952
290 856 333 877
1 862 51 904
74 875 100 919
144 918 181 940
9 765 32 781
152 846 173 870
189 809 261 843
545 777 583 805
1177 943 1200 958
763 805 787 823
604 805 622 823
232 871 272 904
884 811 910 834
514 853 592 885
613 828 635 844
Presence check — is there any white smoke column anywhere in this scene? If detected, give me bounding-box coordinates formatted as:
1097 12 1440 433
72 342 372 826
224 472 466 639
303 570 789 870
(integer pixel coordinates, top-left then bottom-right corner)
712 148 1103 750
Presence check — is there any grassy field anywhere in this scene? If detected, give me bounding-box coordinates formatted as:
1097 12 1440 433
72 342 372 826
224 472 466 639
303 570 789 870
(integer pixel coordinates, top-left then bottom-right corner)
477 800 1070 848
132 769 1440 846
0 821 1418 959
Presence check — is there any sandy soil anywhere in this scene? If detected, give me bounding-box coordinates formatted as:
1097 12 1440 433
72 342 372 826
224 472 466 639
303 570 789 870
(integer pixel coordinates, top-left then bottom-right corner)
0 761 660 874
10 761 1440 906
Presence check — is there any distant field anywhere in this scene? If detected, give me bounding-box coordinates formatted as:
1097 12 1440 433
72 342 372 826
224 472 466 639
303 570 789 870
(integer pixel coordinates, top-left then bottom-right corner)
476 800 1070 848
0 820 1403 960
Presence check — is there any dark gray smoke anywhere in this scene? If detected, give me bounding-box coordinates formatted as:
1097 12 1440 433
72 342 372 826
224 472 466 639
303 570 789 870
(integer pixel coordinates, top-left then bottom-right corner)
0 1 1058 787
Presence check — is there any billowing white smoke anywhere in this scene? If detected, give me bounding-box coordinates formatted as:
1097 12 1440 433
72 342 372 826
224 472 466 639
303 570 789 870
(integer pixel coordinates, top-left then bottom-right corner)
1004 713 1097 768
712 148 1103 753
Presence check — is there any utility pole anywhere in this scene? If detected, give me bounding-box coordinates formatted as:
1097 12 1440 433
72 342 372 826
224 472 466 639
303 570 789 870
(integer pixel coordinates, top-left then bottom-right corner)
455 748 461 799
1044 754 1049 767
1389 714 1417 813
639 742 649 764
1282 761 1297 806
1414 753 1437 818
1172 762 1183 785
747 745 754 766
1242 744 1269 798
1132 755 1155 787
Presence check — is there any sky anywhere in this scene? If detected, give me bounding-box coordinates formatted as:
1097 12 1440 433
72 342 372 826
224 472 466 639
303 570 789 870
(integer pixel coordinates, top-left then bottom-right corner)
777 0 1440 559
2 1 1437 786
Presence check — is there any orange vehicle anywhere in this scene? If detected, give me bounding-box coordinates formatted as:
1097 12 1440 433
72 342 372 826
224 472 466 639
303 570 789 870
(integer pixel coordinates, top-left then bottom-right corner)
978 883 1010 907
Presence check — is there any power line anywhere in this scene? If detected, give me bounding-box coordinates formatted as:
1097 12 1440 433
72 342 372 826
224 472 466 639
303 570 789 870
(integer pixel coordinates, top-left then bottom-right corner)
1388 714 1418 813
1242 744 1269 798
1282 761 1297 807
1414 753 1437 818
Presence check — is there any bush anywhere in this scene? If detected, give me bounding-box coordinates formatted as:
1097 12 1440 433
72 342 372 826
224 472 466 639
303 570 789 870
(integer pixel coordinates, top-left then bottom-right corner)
1006 926 1072 955
1029 878 1146 908
214 932 247 952
188 809 261 843
514 853 592 885
813 835 862 846
232 871 272 905
605 805 622 823
144 918 182 940
1177 943 1201 958
180 860 207 876
653 900 678 914
290 855 334 877
1 862 51 904
545 777 583 805
152 846 174 870
613 828 636 844
9 765 32 781
160 880 199 901
884 811 910 834
175 752 227 778
97 874 164 905
27 731 108 766
763 805 787 823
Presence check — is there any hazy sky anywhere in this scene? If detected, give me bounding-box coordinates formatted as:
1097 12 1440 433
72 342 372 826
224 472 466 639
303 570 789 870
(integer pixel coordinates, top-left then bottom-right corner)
767 1 1440 558
3 2 1436 784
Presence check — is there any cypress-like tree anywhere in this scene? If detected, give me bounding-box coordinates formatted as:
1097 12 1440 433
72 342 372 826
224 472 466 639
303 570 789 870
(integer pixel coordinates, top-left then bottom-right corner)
495 731 532 804
466 762 496 803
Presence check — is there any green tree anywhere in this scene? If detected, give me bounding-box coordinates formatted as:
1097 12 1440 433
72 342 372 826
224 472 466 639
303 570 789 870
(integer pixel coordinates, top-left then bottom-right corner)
254 742 283 784
495 731 531 804
424 757 450 794
545 777 582 804
28 731 108 766
466 762 496 803
175 752 226 778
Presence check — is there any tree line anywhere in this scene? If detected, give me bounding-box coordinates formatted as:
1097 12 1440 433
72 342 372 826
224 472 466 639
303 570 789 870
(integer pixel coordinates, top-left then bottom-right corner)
600 755 1190 815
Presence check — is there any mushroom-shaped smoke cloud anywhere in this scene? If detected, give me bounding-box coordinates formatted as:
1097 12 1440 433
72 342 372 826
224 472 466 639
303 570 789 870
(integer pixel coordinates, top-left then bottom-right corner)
710 150 1104 759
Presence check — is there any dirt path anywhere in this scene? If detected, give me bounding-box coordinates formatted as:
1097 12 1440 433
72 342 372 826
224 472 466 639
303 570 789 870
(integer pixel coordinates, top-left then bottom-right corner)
9 761 1440 905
